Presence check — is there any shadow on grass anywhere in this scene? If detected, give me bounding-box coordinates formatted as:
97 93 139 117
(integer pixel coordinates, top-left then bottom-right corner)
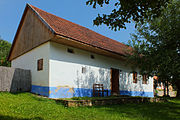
10 92 29 95
0 115 43 120
0 91 23 94
31 95 50 102
30 94 65 106
92 100 180 120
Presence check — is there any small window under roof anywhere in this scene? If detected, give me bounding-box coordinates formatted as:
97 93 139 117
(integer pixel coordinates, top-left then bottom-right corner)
67 48 74 53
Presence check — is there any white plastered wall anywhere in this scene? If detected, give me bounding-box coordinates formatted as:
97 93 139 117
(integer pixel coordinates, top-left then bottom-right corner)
49 42 153 93
119 71 153 92
11 42 50 86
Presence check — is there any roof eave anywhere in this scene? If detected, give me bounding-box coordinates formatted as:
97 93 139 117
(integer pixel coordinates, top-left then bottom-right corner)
53 34 127 60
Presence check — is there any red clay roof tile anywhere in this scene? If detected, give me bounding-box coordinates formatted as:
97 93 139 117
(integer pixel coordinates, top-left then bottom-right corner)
30 5 131 56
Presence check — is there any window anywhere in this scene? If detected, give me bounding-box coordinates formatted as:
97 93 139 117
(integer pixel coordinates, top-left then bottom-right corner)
133 72 137 83
37 59 43 71
142 74 148 84
82 67 86 73
90 55 95 59
67 48 74 53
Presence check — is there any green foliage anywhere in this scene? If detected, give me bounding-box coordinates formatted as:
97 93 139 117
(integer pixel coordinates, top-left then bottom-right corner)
86 0 170 31
0 92 180 120
0 38 11 67
128 0 180 96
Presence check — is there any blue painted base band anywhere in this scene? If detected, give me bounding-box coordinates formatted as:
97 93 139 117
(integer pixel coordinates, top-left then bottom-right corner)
31 85 154 98
31 85 49 97
120 90 154 97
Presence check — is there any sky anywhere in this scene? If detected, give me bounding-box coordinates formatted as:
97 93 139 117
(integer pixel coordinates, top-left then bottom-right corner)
0 0 135 44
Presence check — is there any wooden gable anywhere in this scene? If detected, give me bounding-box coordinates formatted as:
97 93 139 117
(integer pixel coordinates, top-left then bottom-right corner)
9 4 130 62
8 5 54 61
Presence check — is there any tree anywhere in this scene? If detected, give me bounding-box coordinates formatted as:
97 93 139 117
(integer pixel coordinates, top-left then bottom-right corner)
86 0 170 31
0 38 11 67
128 0 180 97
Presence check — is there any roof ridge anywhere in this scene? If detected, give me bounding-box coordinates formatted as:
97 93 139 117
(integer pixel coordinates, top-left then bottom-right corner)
28 4 56 34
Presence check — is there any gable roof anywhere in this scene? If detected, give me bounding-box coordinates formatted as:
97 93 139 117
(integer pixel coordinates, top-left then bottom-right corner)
29 4 131 56
8 4 131 61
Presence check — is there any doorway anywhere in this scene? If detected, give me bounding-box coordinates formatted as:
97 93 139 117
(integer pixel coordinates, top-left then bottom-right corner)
111 68 120 95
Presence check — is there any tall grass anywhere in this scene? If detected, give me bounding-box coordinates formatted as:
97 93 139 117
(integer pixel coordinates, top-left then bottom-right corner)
0 92 179 120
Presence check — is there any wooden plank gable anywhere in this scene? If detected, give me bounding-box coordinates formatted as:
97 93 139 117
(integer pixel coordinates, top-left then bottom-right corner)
8 5 54 61
8 4 131 62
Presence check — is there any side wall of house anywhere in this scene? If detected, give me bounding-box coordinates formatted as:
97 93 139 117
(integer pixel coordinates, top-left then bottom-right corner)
49 42 154 98
11 42 50 96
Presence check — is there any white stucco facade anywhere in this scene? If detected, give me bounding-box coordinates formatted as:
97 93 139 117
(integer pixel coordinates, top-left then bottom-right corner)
11 42 50 96
49 42 153 98
12 41 154 98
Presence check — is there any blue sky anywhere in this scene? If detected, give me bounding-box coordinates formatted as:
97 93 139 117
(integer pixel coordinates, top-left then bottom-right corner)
0 0 135 44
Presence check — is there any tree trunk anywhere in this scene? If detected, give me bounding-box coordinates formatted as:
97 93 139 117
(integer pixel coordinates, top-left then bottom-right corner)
177 89 180 97
167 80 169 97
163 82 166 97
154 79 158 96
176 80 180 97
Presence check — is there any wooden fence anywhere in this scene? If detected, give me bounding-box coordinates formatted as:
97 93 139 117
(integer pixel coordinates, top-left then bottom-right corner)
0 66 31 93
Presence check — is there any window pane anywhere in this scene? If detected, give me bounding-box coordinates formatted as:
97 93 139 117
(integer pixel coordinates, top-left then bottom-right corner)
37 59 43 71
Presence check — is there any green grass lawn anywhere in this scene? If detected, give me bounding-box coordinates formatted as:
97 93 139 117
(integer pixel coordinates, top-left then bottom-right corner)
0 92 180 120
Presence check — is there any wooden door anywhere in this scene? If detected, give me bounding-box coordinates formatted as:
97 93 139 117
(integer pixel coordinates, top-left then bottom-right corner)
111 68 119 95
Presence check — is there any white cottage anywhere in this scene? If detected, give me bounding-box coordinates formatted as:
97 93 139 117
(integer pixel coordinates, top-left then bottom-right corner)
8 4 154 98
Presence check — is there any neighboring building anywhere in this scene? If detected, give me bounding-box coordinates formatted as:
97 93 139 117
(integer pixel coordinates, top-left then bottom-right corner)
8 4 154 98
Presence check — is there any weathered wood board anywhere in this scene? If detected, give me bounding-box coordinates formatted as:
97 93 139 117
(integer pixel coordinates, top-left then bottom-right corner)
0 66 31 93
9 6 54 61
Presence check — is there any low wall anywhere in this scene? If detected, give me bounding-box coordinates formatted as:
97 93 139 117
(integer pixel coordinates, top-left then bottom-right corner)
0 66 31 93
57 97 167 107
